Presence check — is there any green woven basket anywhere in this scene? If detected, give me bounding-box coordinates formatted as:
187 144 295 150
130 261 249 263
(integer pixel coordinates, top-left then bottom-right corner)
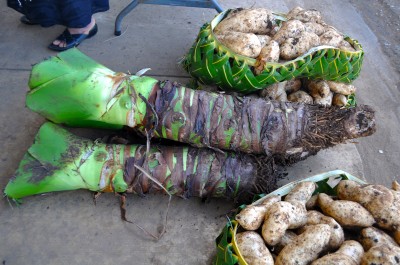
214 170 367 265
183 10 364 94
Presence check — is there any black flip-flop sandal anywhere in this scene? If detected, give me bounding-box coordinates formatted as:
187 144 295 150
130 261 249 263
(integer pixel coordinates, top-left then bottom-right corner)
20 16 39 25
48 24 98 51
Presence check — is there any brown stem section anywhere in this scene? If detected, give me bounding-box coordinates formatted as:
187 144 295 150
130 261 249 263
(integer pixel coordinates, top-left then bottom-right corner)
136 81 375 161
122 145 280 203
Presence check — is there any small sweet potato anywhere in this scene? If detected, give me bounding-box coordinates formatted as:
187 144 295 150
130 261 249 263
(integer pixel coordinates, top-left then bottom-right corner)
287 9 323 23
359 227 399 250
332 93 348 107
236 231 274 265
305 210 344 249
254 40 280 75
262 201 307 246
327 81 356 96
304 22 325 35
235 195 281 230
320 29 344 47
280 31 320 60
360 243 400 265
314 91 333 107
215 31 262 58
259 82 287 102
307 80 330 98
288 91 314 104
284 79 302 94
275 224 331 265
311 240 364 265
318 193 375 228
273 20 306 44
284 181 317 204
214 8 277 35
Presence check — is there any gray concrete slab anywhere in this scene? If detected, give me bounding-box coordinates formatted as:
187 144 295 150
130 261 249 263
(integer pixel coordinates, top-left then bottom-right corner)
0 0 399 264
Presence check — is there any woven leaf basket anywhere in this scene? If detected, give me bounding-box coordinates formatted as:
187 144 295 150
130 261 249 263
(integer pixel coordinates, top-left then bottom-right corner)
183 10 364 94
213 170 367 265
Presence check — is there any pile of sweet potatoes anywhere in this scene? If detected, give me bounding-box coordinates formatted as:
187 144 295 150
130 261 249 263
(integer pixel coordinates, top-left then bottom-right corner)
234 180 400 264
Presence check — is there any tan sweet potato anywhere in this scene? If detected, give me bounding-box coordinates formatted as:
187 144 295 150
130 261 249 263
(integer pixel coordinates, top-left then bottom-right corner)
275 224 331 265
318 193 375 228
305 210 344 249
392 180 400 191
280 31 320 60
257 35 272 47
286 7 304 19
307 80 330 98
306 194 319 210
359 227 399 250
284 79 302 94
273 230 298 254
284 181 317 204
327 81 356 96
320 29 344 47
314 91 333 107
361 243 400 265
214 8 277 35
236 231 274 265
254 40 280 75
262 201 307 246
273 20 306 44
311 240 364 265
394 229 400 245
287 9 323 23
332 93 348 107
339 40 356 52
215 31 262 58
304 22 325 35
235 195 281 230
259 82 287 102
337 180 400 231
288 90 313 104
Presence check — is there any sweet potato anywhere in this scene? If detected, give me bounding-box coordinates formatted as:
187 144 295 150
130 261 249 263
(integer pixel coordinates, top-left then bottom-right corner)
288 91 313 104
318 193 375 228
339 40 356 52
306 194 319 210
332 93 348 107
273 230 298 254
305 210 344 249
307 80 331 98
359 227 399 250
287 8 323 23
257 35 272 47
304 22 325 35
280 31 320 60
254 40 280 75
236 231 274 265
284 181 316 204
311 240 364 265
327 81 356 96
261 201 307 246
392 180 400 191
273 20 306 44
337 180 400 231
360 243 400 265
214 8 277 35
215 31 262 58
314 91 333 107
235 195 281 230
320 29 344 47
259 82 287 102
284 79 302 94
275 224 331 265
394 229 400 245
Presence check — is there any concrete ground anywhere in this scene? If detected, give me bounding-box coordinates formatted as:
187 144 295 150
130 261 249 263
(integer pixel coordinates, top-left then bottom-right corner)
0 0 398 264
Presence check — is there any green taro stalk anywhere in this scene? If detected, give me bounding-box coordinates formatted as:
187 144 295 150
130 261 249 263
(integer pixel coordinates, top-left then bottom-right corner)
26 49 376 161
4 122 278 202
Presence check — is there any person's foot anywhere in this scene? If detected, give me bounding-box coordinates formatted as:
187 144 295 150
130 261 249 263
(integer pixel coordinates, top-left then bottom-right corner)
50 17 96 49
